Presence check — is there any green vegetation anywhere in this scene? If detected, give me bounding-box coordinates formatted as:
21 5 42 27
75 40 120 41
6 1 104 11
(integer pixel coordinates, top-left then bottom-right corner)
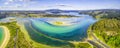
0 22 32 48
79 9 120 19
0 12 80 18
28 14 80 18
74 43 92 48
0 22 64 48
0 21 74 48
1 9 120 48
89 19 120 48
85 9 120 48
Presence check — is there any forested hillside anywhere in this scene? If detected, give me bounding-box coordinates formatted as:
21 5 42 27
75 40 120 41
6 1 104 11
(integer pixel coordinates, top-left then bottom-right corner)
79 9 120 19
88 17 120 48
85 9 120 48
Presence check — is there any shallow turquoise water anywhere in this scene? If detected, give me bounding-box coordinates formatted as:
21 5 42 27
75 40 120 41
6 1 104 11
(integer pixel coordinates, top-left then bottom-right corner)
30 17 96 40
31 19 94 34
0 27 4 45
22 14 97 46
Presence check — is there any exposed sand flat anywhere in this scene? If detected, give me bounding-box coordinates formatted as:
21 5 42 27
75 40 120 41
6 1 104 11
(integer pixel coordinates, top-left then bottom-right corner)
0 26 10 48
51 21 71 26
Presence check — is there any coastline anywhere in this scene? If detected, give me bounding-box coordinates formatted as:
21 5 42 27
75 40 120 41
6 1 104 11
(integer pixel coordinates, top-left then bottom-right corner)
0 26 10 48
17 22 54 48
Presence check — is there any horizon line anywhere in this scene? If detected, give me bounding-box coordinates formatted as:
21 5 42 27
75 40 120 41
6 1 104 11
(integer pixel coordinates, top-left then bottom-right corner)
0 8 120 11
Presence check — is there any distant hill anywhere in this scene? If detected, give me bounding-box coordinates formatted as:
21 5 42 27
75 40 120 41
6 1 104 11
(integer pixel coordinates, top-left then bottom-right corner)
44 9 81 14
0 9 120 15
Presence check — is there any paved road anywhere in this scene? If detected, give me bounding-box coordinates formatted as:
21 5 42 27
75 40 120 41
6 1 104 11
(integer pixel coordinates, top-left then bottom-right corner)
14 28 19 48
91 33 110 48
87 40 104 48
88 30 110 48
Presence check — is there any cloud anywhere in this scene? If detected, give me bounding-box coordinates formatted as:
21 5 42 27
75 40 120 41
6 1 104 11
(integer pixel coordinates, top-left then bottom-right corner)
0 4 22 8
18 0 32 2
3 0 35 7
7 0 32 2
44 4 73 8
4 2 9 5
3 0 14 5
55 4 73 7
0 0 38 10
3 0 32 4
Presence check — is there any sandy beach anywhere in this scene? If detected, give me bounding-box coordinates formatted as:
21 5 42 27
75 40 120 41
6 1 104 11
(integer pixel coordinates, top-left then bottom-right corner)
0 26 10 48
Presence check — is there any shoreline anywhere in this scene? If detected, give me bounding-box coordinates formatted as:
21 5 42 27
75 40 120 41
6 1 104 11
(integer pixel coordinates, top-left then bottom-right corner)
17 22 54 48
0 26 10 48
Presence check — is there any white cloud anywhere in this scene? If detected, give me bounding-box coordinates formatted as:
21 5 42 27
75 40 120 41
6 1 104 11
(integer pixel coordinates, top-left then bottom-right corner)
9 0 14 2
1 0 37 10
19 0 24 1
44 4 74 8
55 4 73 7
3 0 15 5
18 0 32 2
4 2 9 5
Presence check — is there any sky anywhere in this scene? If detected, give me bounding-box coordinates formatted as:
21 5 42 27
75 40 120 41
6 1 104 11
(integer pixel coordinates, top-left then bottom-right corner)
0 0 120 10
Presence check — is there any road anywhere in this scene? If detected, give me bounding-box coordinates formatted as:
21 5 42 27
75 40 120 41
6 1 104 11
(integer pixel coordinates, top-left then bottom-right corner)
91 33 110 48
14 28 19 48
87 31 110 48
